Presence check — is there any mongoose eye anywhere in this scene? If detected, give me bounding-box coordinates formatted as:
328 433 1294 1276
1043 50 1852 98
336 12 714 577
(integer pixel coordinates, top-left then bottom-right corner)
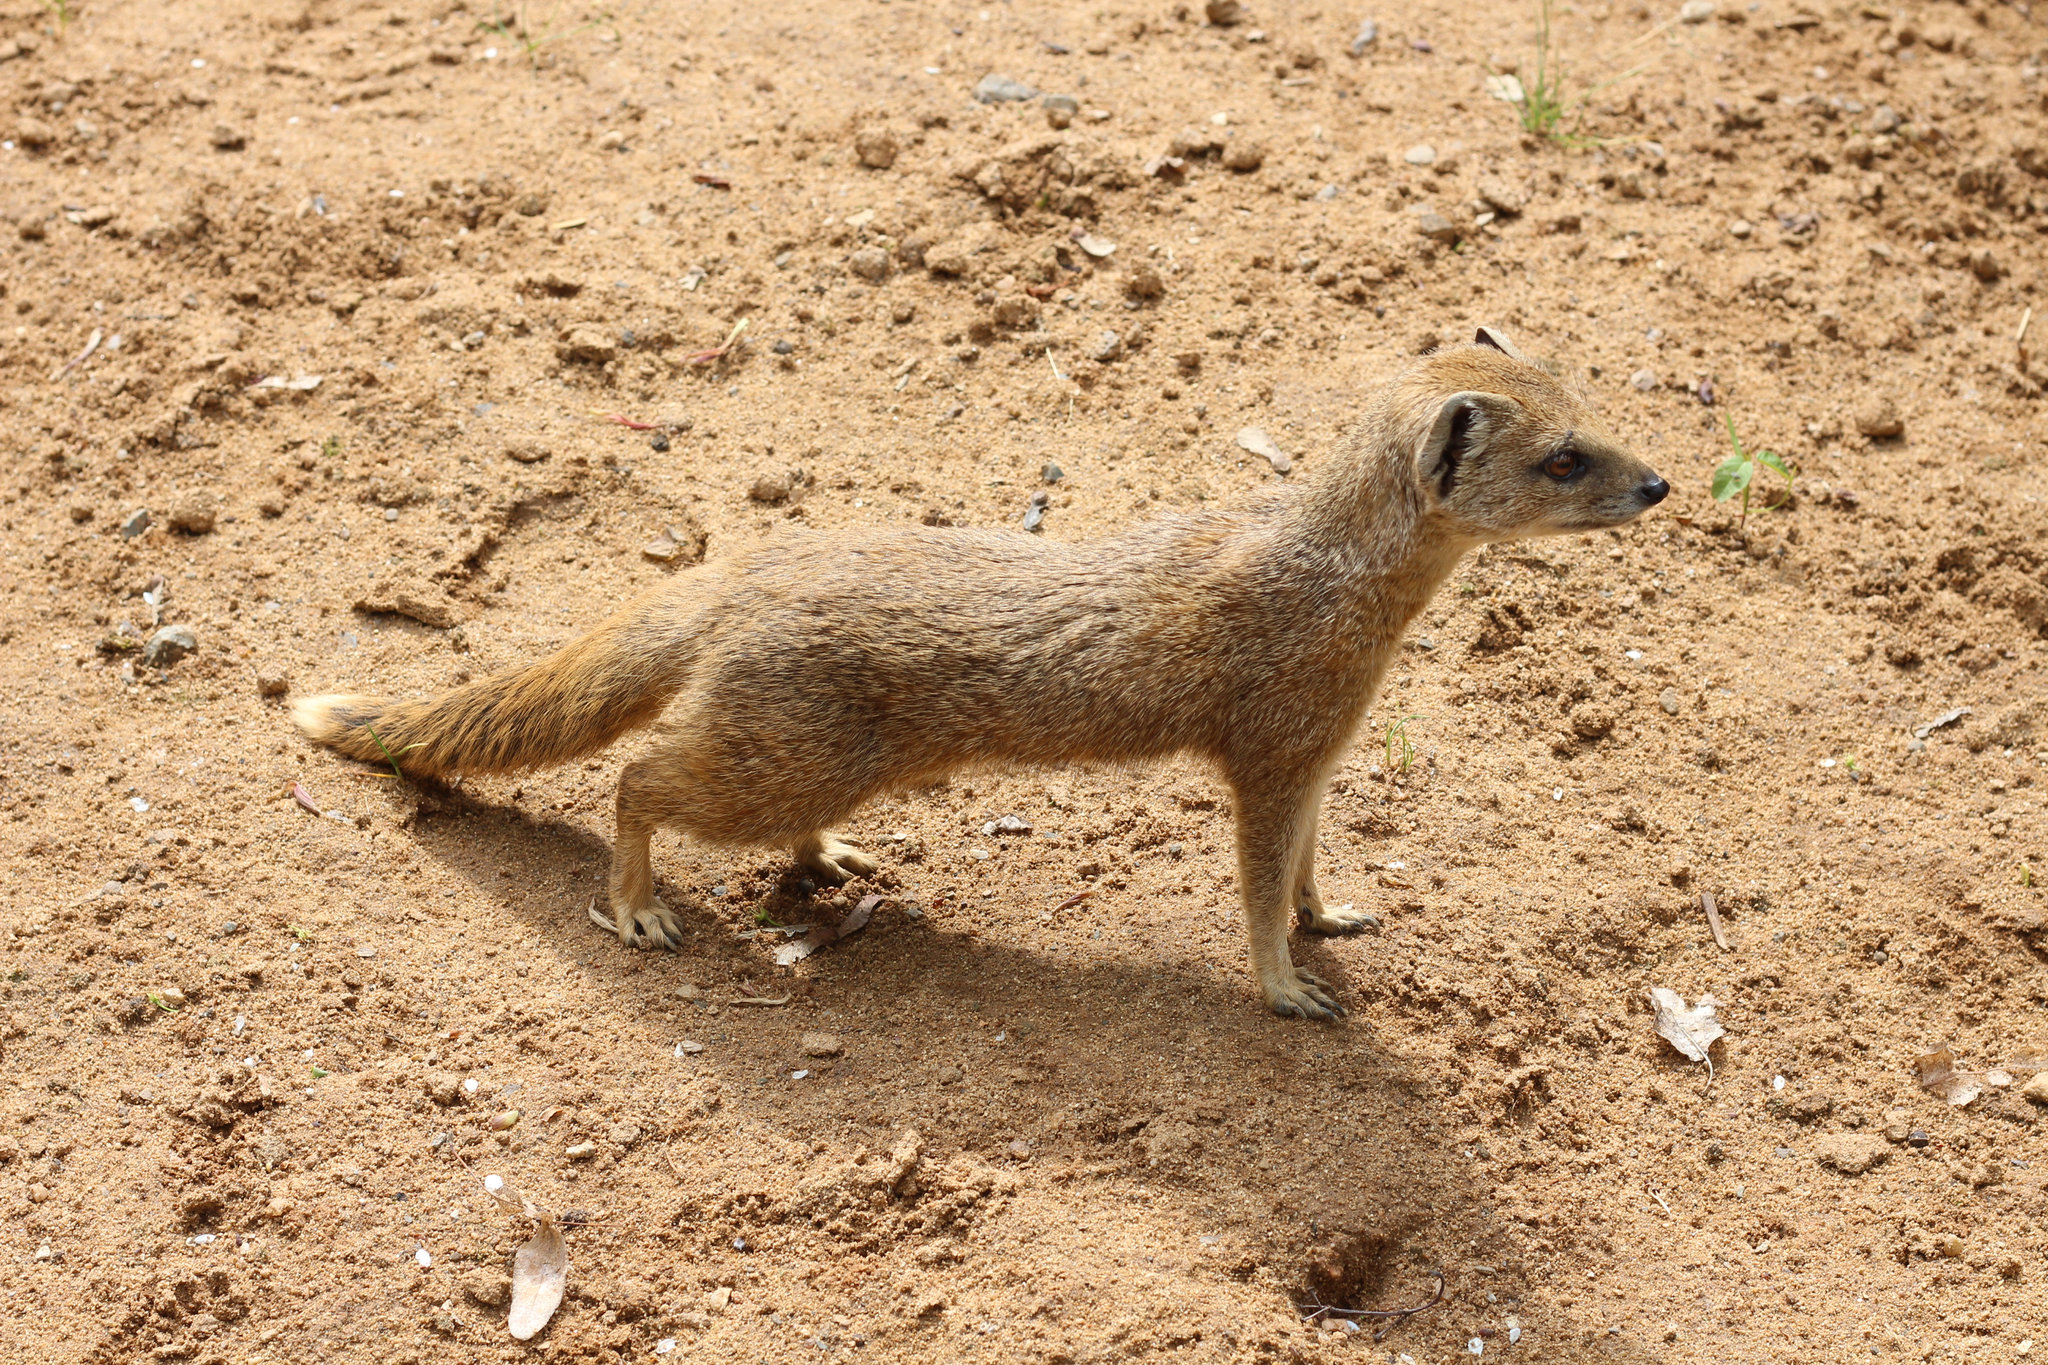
1541 450 1582 480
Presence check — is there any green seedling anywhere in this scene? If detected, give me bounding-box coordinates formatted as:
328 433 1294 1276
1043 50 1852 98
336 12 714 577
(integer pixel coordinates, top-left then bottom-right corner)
147 992 179 1013
1504 0 1666 145
41 1 75 35
309 1066 330 1080
363 726 426 785
1384 714 1420 775
289 924 313 943
321 434 342 460
481 1 615 67
1519 0 1571 139
752 908 780 927
2022 864 2036 889
1711 414 1796 529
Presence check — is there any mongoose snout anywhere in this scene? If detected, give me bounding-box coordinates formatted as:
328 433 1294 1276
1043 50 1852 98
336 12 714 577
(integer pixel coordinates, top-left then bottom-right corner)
294 328 1664 1022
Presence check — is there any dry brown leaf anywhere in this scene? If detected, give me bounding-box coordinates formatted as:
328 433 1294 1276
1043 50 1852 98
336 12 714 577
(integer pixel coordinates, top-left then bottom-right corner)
2007 1037 2048 1071
1649 988 1724 1078
1916 1048 1983 1107
483 1175 568 1340
774 894 881 966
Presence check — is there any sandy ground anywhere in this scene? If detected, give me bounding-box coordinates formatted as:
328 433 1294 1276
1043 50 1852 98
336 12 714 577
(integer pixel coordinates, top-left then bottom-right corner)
3 0 2048 1361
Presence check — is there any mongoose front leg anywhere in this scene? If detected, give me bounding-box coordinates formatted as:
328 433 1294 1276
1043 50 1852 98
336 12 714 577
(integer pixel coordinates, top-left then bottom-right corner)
793 831 878 884
607 760 684 950
1233 778 1345 1021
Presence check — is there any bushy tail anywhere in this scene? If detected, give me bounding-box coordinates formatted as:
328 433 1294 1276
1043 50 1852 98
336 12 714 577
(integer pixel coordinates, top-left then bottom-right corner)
292 597 695 777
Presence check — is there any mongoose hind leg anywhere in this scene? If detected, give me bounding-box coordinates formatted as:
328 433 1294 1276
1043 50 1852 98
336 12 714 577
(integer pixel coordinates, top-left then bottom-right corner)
606 759 684 951
1286 788 1376 936
1232 773 1345 1021
793 831 879 884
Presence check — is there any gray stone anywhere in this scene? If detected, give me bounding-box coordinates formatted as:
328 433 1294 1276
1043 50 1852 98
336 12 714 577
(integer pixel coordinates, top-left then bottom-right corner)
974 74 1039 104
119 507 151 539
1679 0 1715 22
1041 94 1080 115
142 625 197 667
1414 211 1459 243
1349 19 1378 55
1869 104 1901 135
848 247 891 283
1090 331 1123 362
1630 368 1659 392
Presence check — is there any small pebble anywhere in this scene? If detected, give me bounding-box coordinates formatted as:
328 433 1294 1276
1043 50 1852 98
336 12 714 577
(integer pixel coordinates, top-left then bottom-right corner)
167 493 216 535
1630 369 1658 392
1854 396 1903 438
1404 144 1436 166
119 508 152 539
854 127 898 169
1729 219 1753 239
800 1032 844 1057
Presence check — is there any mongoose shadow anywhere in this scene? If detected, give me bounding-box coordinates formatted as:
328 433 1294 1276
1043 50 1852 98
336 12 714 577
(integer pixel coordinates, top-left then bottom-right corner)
295 331 1668 1022
397 800 1666 1359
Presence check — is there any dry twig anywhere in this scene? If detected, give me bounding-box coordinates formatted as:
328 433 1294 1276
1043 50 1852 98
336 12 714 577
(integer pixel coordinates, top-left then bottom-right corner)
685 317 749 366
1297 1272 1448 1342
1701 891 1729 952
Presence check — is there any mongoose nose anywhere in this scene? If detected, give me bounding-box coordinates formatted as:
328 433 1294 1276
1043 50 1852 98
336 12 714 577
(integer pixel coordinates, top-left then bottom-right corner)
1639 475 1670 506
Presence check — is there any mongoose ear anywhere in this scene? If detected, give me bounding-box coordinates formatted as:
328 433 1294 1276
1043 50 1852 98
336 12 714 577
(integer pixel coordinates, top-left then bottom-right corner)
1419 391 1517 500
1473 327 1529 363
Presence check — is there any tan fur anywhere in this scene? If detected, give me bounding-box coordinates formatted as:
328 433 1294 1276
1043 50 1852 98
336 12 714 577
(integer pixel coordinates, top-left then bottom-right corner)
293 334 1666 1019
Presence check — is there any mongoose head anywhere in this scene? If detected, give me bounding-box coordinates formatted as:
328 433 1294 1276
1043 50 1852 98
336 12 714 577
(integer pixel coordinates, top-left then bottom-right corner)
1402 328 1669 541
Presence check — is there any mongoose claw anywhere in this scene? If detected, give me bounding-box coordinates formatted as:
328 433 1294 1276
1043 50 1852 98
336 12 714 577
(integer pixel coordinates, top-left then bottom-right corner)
615 898 684 952
1298 900 1377 936
800 835 879 884
1264 969 1346 1022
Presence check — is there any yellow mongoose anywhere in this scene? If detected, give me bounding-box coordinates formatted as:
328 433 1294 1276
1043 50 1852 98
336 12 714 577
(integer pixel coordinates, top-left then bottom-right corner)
295 330 1667 1020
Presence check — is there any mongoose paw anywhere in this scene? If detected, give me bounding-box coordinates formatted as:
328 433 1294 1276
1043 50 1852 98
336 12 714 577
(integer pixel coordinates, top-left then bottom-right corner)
1263 968 1345 1022
802 836 878 883
617 898 684 952
1298 900 1376 936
